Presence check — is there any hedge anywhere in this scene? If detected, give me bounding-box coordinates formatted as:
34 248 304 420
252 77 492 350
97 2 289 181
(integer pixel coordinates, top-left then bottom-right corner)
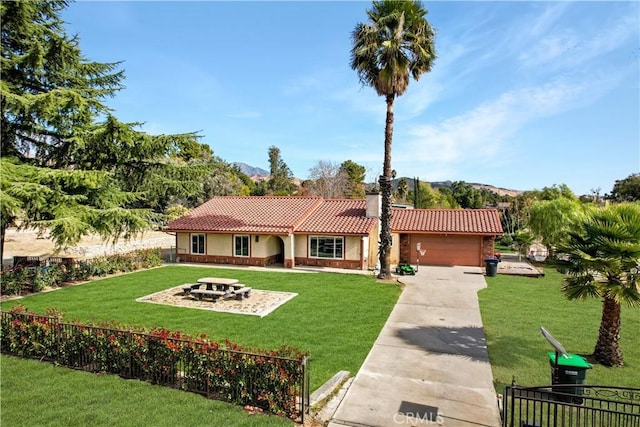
1 248 163 295
0 306 309 421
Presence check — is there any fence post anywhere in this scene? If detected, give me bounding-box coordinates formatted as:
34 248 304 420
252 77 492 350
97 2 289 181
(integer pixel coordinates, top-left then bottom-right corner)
508 386 515 427
56 316 61 364
302 356 310 422
126 330 131 379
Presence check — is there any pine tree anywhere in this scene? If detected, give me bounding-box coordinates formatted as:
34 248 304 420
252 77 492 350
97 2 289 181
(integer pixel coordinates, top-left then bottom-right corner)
1 1 122 160
0 1 217 261
266 146 295 195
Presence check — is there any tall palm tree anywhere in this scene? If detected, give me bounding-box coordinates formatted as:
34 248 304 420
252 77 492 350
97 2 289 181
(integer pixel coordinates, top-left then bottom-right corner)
351 0 436 279
555 203 640 366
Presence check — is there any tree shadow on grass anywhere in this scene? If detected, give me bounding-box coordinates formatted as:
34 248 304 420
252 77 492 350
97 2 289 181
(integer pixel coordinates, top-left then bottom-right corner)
396 325 547 367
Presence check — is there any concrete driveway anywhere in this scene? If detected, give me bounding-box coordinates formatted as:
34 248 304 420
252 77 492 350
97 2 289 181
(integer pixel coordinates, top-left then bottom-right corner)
329 266 501 427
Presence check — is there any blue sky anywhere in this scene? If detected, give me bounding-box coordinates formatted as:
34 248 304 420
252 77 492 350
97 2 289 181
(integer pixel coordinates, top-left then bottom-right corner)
62 1 639 195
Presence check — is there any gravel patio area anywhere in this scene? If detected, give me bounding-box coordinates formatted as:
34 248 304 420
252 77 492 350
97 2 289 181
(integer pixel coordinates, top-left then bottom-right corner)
136 285 297 317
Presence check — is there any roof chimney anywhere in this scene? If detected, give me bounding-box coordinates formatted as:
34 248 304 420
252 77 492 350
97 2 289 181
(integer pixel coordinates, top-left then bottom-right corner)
366 192 381 218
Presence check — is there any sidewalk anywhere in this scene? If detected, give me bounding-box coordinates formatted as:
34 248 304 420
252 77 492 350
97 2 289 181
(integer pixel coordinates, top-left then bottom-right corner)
329 266 501 427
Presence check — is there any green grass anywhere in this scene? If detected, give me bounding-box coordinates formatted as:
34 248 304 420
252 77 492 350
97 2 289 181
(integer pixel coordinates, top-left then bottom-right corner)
1 266 401 391
479 268 640 394
493 242 513 253
0 355 292 427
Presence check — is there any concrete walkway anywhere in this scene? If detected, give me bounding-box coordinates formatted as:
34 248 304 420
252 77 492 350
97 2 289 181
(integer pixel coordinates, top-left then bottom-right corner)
329 266 501 427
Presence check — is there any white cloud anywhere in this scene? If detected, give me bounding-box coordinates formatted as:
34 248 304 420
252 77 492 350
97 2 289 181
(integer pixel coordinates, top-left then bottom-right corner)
526 2 571 39
395 79 591 169
518 5 638 71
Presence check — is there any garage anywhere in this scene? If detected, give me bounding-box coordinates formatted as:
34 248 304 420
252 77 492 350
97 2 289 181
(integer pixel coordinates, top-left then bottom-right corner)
393 208 503 268
409 234 481 267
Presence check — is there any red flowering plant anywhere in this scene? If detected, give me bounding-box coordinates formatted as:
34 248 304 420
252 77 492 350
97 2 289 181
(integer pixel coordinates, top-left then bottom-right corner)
1 308 308 420
142 328 185 386
0 305 59 361
180 338 307 417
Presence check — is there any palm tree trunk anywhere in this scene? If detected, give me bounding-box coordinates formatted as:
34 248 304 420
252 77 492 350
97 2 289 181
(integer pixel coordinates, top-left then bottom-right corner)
594 296 623 366
0 224 5 269
378 94 395 279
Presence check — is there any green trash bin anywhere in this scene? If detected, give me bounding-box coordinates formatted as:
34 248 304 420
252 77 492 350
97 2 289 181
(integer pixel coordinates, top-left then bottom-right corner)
548 352 592 402
484 258 499 277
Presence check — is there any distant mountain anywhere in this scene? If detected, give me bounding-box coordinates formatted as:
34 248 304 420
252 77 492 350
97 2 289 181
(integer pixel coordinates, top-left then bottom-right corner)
392 178 522 197
233 162 269 178
232 163 522 196
467 183 522 197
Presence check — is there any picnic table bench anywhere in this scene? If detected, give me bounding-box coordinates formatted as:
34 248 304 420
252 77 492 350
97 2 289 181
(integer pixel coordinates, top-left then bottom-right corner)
184 279 252 302
233 286 252 300
190 289 226 301
182 283 201 295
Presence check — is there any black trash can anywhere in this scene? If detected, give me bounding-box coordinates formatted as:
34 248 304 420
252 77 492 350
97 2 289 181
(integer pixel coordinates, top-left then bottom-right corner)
548 352 592 403
484 258 499 277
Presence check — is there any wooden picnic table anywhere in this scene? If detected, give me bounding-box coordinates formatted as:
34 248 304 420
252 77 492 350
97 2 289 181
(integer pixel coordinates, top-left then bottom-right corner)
196 277 239 291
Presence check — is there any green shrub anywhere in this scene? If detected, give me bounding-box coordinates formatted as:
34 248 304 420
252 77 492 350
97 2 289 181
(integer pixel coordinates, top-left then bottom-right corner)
499 234 514 248
1 309 306 420
0 248 163 296
0 268 28 295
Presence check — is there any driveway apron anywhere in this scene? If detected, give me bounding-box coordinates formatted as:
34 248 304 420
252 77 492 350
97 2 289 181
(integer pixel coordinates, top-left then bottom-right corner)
329 266 501 427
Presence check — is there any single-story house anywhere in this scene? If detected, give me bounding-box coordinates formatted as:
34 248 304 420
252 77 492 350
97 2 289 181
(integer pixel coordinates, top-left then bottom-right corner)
166 194 503 270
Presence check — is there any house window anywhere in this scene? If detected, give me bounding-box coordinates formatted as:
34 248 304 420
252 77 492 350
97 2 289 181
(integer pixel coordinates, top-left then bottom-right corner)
234 235 250 257
191 234 205 255
310 236 344 259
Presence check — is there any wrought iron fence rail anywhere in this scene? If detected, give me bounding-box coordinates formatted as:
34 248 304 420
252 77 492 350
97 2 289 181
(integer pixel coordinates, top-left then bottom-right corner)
1 311 309 422
504 385 640 427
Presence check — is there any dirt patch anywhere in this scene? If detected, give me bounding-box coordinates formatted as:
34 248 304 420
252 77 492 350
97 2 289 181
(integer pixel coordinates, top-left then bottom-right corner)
3 228 175 266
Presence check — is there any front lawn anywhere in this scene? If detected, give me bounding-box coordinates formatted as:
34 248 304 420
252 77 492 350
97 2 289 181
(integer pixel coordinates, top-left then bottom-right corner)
479 269 640 393
0 355 292 427
1 266 401 391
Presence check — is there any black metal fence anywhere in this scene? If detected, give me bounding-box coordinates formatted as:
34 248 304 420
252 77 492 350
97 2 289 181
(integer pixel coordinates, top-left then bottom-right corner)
503 385 640 427
12 255 76 268
0 311 309 422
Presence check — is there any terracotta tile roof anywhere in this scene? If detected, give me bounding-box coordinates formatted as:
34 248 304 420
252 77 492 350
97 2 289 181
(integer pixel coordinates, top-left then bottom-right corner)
167 197 322 234
295 199 377 235
391 208 503 235
168 197 503 236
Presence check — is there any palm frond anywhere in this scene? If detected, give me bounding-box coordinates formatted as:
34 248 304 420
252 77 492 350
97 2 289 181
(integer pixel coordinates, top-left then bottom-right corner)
555 203 640 307
350 0 436 97
562 274 602 300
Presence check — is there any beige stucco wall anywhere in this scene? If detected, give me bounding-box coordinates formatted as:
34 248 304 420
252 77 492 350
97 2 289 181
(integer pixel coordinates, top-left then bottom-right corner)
176 232 284 258
176 232 232 256
344 236 361 261
368 223 379 268
178 232 370 265
362 236 370 266
176 233 189 255
390 233 400 265
364 229 398 267
252 235 282 258
207 234 231 256
294 235 308 258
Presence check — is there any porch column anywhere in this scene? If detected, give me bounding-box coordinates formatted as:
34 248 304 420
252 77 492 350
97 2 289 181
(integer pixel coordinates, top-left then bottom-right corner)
283 234 295 268
361 236 370 270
